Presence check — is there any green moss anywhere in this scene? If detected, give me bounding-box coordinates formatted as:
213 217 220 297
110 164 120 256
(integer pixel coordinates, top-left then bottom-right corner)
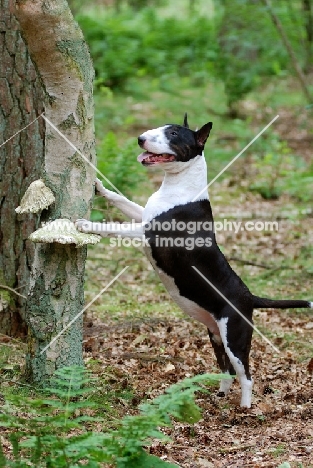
58 113 77 131
42 168 90 220
45 133 54 141
68 199 89 219
69 152 87 174
75 91 88 129
56 39 94 94
41 0 68 17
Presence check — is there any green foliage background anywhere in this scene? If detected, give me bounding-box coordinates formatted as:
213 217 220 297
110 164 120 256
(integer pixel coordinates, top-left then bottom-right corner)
77 1 309 99
74 0 312 202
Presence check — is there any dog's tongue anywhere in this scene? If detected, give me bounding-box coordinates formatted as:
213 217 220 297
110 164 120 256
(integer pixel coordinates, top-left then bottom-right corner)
137 152 152 162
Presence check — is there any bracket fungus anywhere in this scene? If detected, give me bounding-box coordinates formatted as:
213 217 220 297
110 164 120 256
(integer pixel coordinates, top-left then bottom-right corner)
29 219 101 248
15 179 55 214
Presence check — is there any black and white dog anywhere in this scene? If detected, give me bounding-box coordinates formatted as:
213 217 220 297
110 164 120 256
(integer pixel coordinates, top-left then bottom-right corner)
76 114 312 407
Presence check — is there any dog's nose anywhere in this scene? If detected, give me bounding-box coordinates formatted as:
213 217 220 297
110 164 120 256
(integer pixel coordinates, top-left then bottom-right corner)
138 135 146 147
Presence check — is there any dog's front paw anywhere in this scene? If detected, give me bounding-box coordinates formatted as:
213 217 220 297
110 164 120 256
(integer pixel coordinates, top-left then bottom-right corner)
95 178 106 196
75 219 93 233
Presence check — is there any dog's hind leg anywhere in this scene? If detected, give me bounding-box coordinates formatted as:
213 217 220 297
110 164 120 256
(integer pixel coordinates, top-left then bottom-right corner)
208 330 235 396
217 313 254 408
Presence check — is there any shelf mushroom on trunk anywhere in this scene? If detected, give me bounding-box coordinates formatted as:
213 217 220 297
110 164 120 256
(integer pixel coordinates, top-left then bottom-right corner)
29 219 101 248
15 179 55 214
16 180 101 247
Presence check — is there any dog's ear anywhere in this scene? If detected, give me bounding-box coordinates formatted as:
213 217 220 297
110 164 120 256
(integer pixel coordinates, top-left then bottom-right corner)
183 113 189 128
196 122 213 147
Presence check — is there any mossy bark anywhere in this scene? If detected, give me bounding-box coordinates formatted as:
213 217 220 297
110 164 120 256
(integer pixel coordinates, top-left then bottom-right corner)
0 0 44 337
14 0 96 383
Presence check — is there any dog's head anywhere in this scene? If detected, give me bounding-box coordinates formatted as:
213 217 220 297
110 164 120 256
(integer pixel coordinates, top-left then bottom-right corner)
137 114 213 166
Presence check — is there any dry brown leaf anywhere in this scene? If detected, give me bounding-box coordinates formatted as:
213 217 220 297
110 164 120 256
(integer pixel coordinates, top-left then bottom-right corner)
163 362 176 373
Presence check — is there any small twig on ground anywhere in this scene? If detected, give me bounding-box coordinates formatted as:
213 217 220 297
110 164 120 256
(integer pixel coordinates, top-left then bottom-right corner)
121 352 184 363
219 444 255 453
228 257 272 269
229 257 299 271
0 332 27 347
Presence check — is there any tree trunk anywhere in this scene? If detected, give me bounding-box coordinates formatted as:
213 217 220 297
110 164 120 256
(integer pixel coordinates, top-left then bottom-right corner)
0 0 44 337
14 0 96 384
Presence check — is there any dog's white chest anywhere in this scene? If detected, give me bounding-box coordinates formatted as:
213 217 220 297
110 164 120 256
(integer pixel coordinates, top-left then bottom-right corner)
142 155 209 223
143 190 181 222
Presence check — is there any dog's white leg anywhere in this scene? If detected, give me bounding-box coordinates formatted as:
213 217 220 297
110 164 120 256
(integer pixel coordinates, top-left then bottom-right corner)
75 219 144 239
218 317 253 408
95 178 144 222
239 375 253 408
219 372 234 395
208 331 235 395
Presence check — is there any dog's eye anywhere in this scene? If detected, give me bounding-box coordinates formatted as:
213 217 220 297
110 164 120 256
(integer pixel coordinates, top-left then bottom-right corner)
171 131 178 136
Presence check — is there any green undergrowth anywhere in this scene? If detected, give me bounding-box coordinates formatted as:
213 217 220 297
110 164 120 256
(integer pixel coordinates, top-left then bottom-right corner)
74 0 312 207
247 135 313 201
76 6 217 92
0 366 221 467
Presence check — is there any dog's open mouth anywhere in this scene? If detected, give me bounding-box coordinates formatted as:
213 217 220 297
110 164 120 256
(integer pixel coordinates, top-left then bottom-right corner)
137 152 176 165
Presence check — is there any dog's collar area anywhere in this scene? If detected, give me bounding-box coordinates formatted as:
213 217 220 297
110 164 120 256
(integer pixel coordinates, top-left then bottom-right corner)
137 151 176 165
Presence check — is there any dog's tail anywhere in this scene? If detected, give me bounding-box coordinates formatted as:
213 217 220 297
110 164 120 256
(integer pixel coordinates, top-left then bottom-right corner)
253 295 312 310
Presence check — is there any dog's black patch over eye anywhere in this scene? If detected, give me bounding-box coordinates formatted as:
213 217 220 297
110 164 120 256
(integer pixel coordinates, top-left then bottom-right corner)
163 121 212 162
